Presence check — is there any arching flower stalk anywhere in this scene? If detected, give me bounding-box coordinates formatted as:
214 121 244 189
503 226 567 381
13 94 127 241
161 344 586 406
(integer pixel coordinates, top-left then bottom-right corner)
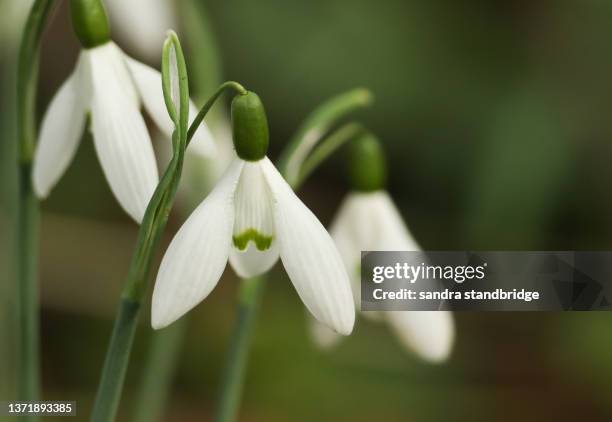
32 0 215 223
309 133 455 363
152 92 356 335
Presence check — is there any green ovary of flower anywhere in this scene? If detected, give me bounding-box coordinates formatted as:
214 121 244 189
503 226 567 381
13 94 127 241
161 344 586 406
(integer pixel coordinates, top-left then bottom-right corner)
232 229 274 251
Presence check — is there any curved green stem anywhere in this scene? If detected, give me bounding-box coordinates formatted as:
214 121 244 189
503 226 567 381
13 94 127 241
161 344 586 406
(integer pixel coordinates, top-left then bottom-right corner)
187 81 246 145
277 88 373 186
298 122 365 186
16 1 57 417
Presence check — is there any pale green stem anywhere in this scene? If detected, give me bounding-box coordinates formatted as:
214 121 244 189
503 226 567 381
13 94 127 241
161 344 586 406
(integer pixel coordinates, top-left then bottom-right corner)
298 122 365 185
16 2 57 419
277 88 373 186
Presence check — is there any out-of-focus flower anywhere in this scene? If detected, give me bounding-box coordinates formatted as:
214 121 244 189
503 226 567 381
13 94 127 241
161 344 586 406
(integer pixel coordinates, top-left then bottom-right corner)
152 92 355 336
33 0 215 223
0 0 34 54
309 134 455 363
103 0 236 197
104 0 176 63
179 112 236 206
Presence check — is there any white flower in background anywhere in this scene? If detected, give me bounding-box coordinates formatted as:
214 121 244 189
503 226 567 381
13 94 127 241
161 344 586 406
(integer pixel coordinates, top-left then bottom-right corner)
33 1 215 223
103 0 236 194
309 135 454 363
0 0 33 54
179 112 237 206
104 0 176 63
152 92 355 335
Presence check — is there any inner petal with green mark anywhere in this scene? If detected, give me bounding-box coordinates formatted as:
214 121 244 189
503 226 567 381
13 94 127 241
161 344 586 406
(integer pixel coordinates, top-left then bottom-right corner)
232 161 275 251
233 229 274 251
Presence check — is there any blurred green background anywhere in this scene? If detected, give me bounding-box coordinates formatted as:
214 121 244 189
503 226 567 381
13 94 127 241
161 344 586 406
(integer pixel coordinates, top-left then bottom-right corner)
2 0 612 420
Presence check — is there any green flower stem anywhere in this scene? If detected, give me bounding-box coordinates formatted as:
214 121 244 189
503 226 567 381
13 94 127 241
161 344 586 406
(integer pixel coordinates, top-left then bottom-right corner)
16 0 57 415
91 31 189 420
277 88 373 186
131 15 234 420
187 81 246 145
298 122 365 186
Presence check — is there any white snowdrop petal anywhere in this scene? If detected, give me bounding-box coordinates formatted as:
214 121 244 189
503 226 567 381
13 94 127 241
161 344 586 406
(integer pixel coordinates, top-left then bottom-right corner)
229 161 279 278
33 58 87 198
329 193 371 305
88 43 158 223
369 191 421 251
204 114 236 172
232 162 275 242
330 191 422 312
125 56 217 157
125 57 171 133
229 242 279 279
104 0 175 62
151 159 244 329
261 158 355 335
186 101 217 158
386 311 454 363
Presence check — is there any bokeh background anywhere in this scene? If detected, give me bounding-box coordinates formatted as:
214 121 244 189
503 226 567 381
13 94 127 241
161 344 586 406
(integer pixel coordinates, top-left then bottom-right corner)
2 0 612 420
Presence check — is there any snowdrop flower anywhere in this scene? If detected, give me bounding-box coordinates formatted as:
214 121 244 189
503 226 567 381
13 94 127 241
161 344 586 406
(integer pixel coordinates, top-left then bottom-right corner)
104 0 176 62
152 92 355 335
32 0 215 223
310 133 455 362
104 0 235 198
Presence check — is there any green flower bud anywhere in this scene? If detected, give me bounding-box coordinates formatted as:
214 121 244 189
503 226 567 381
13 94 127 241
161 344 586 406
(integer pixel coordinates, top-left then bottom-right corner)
231 91 269 161
348 133 387 192
70 0 111 49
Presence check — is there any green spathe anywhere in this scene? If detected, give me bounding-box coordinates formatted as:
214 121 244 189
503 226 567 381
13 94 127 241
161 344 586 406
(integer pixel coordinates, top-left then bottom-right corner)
70 0 111 48
348 133 387 192
231 92 270 161
233 229 274 251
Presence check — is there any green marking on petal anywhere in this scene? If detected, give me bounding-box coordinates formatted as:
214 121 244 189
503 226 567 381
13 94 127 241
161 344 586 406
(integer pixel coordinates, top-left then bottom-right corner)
233 229 274 251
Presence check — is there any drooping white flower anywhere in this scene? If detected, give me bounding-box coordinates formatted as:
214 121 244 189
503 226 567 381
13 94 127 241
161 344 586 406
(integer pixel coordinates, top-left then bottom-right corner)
104 0 176 63
151 155 355 335
32 41 216 223
310 191 455 362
